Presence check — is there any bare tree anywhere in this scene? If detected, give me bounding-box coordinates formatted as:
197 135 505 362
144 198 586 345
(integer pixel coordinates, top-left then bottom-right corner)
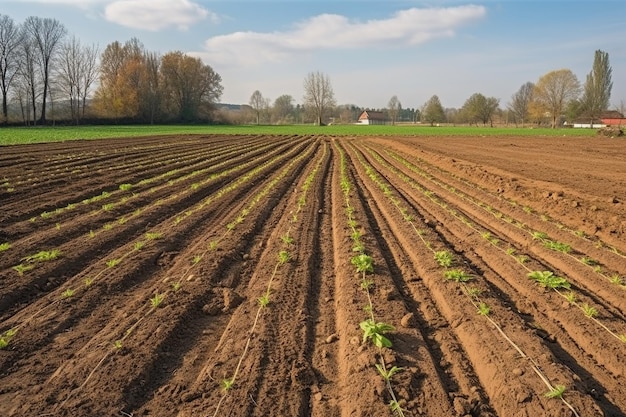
0 14 22 124
18 31 39 125
23 16 66 124
533 69 580 128
303 71 336 126
272 94 294 124
508 81 534 127
249 90 265 125
580 49 612 123
387 95 401 125
139 51 160 124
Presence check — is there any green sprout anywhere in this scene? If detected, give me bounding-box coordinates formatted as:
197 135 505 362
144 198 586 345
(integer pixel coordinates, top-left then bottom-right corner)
61 288 75 298
581 303 598 318
477 302 490 316
351 254 374 274
444 269 472 283
360 319 394 348
544 384 566 399
375 364 403 382
0 329 18 350
150 293 164 308
434 250 454 268
278 250 291 265
527 271 571 289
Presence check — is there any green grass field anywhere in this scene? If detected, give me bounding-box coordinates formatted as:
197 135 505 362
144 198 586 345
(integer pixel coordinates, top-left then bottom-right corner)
0 124 597 146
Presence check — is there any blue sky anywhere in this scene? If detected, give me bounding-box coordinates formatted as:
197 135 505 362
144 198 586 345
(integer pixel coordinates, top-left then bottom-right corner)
2 0 625 110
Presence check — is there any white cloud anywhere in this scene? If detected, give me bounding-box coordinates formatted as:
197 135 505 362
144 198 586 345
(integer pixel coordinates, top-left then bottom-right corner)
104 0 218 31
195 5 486 66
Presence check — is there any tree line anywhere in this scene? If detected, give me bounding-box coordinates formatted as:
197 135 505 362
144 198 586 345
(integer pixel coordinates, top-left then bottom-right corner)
244 51 614 128
0 13 616 128
0 14 223 125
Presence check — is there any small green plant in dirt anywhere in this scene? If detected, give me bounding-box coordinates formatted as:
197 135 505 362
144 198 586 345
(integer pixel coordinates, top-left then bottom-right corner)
609 275 623 286
580 257 597 266
281 234 294 245
564 292 577 304
61 288 75 298
22 249 61 262
516 255 529 264
619 334 626 343
12 263 35 275
581 303 598 318
113 340 123 349
0 242 12 252
88 230 96 238
106 259 121 268
172 282 182 292
360 319 394 348
145 232 163 240
150 293 164 308
434 250 454 268
544 384 566 399
444 269 472 283
221 378 234 391
477 302 491 316
258 293 270 308
543 240 572 254
134 241 145 251
192 254 203 264
84 278 94 287
528 271 571 289
466 287 482 297
376 364 403 381
119 183 133 191
351 254 374 274
278 250 290 265
0 329 17 349
532 231 548 240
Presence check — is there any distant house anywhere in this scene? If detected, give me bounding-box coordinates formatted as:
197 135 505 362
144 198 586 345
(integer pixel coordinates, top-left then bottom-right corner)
571 110 625 128
358 110 386 125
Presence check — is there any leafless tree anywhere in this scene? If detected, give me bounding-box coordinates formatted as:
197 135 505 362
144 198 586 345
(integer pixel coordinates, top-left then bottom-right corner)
249 90 265 125
23 16 66 124
387 95 401 125
303 71 335 126
0 14 22 124
508 81 534 127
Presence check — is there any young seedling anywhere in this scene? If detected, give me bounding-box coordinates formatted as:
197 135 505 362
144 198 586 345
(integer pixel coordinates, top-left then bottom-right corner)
61 288 75 298
375 364 403 381
106 259 121 268
351 254 374 274
581 303 598 318
172 282 181 292
609 275 623 286
1 242 12 252
119 183 132 191
150 293 164 308
544 384 566 399
193 254 203 264
12 263 35 275
543 240 572 254
278 250 290 265
564 292 577 304
434 250 454 268
0 329 17 349
145 232 163 240
444 269 472 283
84 278 94 287
360 319 394 348
477 302 491 316
281 234 294 245
527 271 571 290
113 340 123 349
466 287 482 297
221 378 234 391
134 241 145 251
532 231 548 240
23 249 62 262
258 293 270 308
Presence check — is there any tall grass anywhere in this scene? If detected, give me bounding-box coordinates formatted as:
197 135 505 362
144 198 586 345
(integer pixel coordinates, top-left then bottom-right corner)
0 124 597 145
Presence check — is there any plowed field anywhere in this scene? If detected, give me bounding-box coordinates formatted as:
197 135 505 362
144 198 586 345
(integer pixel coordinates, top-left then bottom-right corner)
1 134 625 417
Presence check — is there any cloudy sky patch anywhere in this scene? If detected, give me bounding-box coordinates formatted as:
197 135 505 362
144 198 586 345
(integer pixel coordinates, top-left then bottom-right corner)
104 0 217 31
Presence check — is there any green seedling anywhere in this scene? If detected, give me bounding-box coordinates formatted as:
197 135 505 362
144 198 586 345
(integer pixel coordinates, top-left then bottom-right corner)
193 254 203 264
544 384 566 399
532 231 548 240
523 206 533 214
477 302 491 316
22 249 61 262
619 335 626 343
0 242 11 252
351 254 374 274
580 257 597 266
209 241 218 251
281 234 294 245
543 240 572 254
106 259 121 268
113 340 123 349
278 250 290 265
505 248 515 256
609 275 623 286
172 282 181 292
516 255 529 264
84 278 94 287
444 269 472 283
88 230 96 238
389 400 406 415
0 329 17 349
360 319 394 348
221 378 234 391
434 251 454 268
103 223 113 231
466 287 482 297
61 288 75 298
528 271 571 289
145 232 163 240
134 241 144 251
258 293 270 307
360 279 374 291
13 263 35 275
581 303 598 318
150 293 164 308
376 364 403 381
352 242 365 253
102 203 114 211
564 292 576 304
119 183 133 191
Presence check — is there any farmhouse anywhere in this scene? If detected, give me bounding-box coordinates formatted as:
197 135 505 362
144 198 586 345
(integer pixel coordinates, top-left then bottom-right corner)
571 110 625 128
357 110 387 125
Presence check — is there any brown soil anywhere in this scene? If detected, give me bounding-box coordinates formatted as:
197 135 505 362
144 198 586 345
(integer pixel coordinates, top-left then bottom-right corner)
1 134 625 417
